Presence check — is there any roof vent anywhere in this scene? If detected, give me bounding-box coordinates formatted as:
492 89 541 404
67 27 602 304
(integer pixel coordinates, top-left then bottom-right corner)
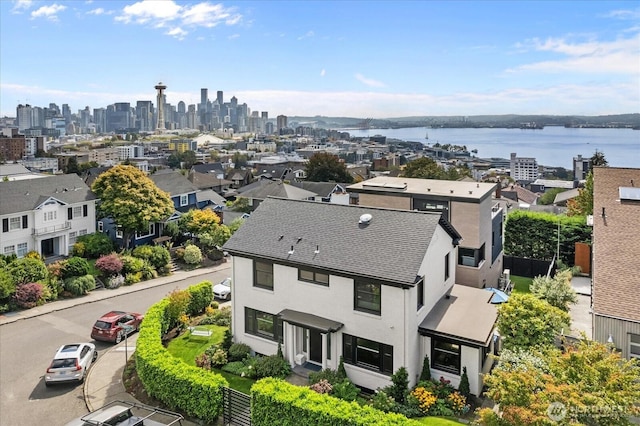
359 213 373 225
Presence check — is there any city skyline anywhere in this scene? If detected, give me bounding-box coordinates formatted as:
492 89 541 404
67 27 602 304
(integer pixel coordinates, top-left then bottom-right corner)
1 1 639 118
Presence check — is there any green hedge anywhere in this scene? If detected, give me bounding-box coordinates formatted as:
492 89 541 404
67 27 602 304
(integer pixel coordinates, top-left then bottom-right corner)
135 285 228 423
504 211 591 265
187 280 213 316
251 378 423 426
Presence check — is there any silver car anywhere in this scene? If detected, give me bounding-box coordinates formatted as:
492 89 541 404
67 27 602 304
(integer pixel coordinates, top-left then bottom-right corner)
64 400 183 426
45 343 97 386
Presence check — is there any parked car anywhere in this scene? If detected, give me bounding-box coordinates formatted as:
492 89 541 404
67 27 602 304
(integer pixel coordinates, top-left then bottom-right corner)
64 400 183 426
45 343 97 387
91 311 144 344
213 277 232 300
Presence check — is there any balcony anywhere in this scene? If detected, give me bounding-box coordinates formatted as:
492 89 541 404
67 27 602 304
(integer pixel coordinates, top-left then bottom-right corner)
33 222 71 236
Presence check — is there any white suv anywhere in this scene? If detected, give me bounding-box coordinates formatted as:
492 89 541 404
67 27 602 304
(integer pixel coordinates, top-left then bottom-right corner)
65 400 183 426
45 343 97 387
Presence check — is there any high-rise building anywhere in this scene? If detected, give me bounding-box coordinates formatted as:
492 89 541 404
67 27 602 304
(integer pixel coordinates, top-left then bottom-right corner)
136 101 154 132
201 88 208 106
62 104 71 124
510 152 539 183
277 115 288 131
16 104 32 131
93 108 106 134
573 154 590 181
216 91 223 108
106 103 132 132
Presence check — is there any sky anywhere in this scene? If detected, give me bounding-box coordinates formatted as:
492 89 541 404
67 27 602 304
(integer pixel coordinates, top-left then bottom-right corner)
1 0 639 119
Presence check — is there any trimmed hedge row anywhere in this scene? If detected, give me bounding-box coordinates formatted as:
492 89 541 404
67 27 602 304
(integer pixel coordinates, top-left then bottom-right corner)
251 378 423 426
187 280 213 316
135 286 228 423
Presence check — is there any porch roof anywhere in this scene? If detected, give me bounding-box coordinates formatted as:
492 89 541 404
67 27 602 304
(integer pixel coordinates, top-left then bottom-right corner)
278 309 344 333
419 285 498 347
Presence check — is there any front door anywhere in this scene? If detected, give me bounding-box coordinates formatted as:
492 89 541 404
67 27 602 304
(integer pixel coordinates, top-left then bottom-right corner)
309 329 322 363
41 238 55 257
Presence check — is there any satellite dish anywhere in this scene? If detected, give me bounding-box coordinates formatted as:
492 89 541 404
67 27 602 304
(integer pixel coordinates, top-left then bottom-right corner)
359 213 373 224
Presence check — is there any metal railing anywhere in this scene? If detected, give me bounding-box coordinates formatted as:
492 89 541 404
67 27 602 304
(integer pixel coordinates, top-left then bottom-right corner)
32 221 71 236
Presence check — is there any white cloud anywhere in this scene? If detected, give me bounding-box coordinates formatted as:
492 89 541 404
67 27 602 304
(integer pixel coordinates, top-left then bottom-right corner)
228 34 239 40
11 0 32 13
87 8 106 15
320 69 326 77
297 30 314 40
166 27 187 40
508 33 640 75
31 3 66 21
181 3 240 27
355 73 386 88
115 0 181 24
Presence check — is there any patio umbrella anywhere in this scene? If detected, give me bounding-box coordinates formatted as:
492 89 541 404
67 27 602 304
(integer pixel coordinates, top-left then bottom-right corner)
485 287 510 304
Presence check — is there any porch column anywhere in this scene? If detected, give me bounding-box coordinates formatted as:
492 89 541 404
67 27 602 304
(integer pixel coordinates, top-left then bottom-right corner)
321 332 328 370
285 322 295 366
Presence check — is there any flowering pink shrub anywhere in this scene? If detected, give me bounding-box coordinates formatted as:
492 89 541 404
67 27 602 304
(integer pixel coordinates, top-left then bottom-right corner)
95 253 124 276
14 282 44 309
310 379 333 394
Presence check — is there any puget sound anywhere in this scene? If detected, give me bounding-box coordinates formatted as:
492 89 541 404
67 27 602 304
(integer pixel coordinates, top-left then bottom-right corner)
346 126 639 169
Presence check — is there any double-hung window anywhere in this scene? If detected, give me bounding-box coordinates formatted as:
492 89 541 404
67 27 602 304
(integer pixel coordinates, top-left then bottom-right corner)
354 281 381 315
431 338 461 374
9 217 21 231
254 261 274 290
17 243 28 257
343 334 393 374
299 268 329 286
244 307 282 342
179 194 188 207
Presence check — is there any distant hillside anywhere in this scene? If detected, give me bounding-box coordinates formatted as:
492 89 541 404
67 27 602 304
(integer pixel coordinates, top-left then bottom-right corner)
287 114 640 129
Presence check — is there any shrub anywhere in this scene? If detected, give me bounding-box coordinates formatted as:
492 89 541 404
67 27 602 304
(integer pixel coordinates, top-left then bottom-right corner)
125 272 142 285
120 255 145 274
222 360 255 378
253 354 292 379
447 391 468 414
228 343 252 362
133 245 170 270
187 281 213 316
174 247 185 260
310 379 333 394
47 261 65 279
211 349 228 368
71 241 86 257
183 245 203 265
410 387 437 414
389 367 409 405
165 288 191 329
13 283 44 309
95 253 123 276
62 256 90 279
63 274 96 296
195 353 211 370
24 251 42 261
75 232 115 258
106 274 125 289
0 269 16 300
331 379 359 402
337 356 347 380
309 368 343 386
8 258 48 285
197 306 230 326
370 389 396 413
138 260 157 280
419 354 431 382
458 366 470 398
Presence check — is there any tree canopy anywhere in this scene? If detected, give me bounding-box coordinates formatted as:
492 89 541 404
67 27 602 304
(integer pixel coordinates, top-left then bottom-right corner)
478 341 640 425
91 165 174 248
400 157 471 180
567 171 593 216
178 209 221 235
497 293 571 351
530 269 578 312
305 152 354 183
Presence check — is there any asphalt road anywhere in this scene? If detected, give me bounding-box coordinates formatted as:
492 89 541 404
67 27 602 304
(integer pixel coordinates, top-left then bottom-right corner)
0 266 232 426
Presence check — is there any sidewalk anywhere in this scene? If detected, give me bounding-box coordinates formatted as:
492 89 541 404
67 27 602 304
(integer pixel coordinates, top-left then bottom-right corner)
0 262 230 425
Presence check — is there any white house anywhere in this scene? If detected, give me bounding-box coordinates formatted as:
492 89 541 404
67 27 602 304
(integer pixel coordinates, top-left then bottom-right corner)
222 197 497 395
0 174 98 259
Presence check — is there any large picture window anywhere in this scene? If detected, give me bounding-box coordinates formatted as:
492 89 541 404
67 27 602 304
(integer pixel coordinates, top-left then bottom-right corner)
254 260 274 290
431 338 461 374
343 334 393 374
354 281 381 315
299 268 329 286
245 307 282 342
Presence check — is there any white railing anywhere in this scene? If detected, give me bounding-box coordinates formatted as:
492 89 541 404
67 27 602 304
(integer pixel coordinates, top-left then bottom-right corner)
33 222 71 236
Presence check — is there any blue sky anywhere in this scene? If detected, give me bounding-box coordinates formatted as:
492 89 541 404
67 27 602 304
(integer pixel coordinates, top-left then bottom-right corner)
1 1 638 119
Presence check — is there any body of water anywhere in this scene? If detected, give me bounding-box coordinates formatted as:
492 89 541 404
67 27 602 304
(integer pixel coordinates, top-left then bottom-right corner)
346 127 639 169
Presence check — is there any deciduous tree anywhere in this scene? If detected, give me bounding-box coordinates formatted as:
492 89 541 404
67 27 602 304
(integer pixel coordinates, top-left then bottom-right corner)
497 293 570 350
305 152 353 183
178 209 221 235
91 165 174 249
567 171 594 216
530 270 577 312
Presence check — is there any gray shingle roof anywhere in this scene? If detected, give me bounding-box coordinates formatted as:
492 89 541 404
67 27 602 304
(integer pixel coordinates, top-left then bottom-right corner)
0 174 97 215
238 180 317 200
149 170 199 196
223 197 449 285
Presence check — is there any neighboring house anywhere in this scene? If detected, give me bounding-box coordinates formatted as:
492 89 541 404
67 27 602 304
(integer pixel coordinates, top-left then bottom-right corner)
529 179 576 194
290 181 350 204
236 180 317 212
195 189 227 211
225 168 253 189
253 164 293 181
99 169 200 248
499 184 539 208
223 197 498 396
553 187 580 206
0 174 97 259
348 176 503 288
592 167 640 359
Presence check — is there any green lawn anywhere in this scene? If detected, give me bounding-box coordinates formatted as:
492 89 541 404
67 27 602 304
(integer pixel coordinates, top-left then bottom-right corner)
166 324 255 394
511 275 533 294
